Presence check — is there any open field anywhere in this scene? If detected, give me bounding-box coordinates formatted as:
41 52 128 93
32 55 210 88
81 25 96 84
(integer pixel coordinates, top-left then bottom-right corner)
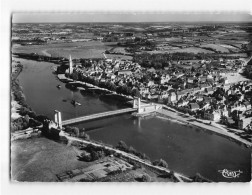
11 137 169 182
12 41 118 59
106 54 133 60
145 46 214 54
11 137 90 181
200 43 230 53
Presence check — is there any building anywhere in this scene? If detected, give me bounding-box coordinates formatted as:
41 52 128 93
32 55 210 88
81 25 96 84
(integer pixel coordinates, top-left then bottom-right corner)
69 55 73 75
204 110 221 122
238 117 252 130
168 92 177 103
189 103 200 111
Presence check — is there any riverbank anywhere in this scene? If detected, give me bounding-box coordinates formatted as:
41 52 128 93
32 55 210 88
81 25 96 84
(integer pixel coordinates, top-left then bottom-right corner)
11 60 23 121
59 131 193 182
11 58 42 133
155 107 251 147
58 75 134 101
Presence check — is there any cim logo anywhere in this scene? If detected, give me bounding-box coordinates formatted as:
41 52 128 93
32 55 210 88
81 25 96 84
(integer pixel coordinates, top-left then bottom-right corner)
218 169 243 179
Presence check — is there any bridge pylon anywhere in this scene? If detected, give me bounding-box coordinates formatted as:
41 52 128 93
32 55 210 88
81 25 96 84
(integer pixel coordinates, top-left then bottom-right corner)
54 110 62 129
133 98 141 113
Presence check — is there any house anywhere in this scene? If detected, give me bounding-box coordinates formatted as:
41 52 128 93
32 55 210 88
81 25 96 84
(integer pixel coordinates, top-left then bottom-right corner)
199 76 207 83
158 91 169 102
238 117 252 130
195 94 204 101
160 74 170 84
189 103 200 111
205 87 214 95
117 70 132 76
147 67 156 73
147 80 155 87
176 91 187 101
187 77 196 84
177 99 189 107
199 83 209 91
168 92 177 103
204 110 221 122
145 93 159 100
139 87 149 96
243 101 251 110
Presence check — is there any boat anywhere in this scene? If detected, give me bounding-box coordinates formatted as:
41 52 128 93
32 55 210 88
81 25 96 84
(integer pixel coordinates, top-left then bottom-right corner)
71 100 81 106
56 84 61 89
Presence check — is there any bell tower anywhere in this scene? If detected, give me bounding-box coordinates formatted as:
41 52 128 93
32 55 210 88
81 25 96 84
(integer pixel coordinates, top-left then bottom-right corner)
69 55 73 75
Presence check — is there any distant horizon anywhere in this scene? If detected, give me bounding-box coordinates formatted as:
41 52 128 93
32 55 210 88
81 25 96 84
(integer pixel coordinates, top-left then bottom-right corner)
12 12 252 23
13 21 252 24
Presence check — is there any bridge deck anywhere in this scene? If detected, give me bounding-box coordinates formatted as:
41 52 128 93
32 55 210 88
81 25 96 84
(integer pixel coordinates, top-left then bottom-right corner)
62 108 137 126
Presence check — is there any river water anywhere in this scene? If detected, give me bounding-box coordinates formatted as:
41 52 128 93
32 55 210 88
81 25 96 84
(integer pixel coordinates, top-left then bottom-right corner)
16 57 251 182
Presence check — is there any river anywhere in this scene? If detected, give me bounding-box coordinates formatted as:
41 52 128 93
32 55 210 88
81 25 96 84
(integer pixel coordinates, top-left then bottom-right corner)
16 57 251 182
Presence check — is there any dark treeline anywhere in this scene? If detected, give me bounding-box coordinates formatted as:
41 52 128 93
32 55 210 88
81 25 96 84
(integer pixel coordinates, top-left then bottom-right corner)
133 52 244 69
11 64 43 131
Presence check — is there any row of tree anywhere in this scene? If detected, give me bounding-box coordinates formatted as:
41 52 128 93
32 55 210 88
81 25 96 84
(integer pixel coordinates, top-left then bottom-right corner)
132 52 242 69
70 70 141 98
116 140 150 160
79 144 115 162
11 73 42 131
64 126 90 140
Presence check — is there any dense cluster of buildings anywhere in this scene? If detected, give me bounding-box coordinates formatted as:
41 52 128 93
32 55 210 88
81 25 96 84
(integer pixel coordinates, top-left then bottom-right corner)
67 56 252 131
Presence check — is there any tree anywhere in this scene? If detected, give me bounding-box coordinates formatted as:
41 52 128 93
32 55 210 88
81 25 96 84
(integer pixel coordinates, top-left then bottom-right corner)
80 131 90 140
105 81 112 89
132 88 141 98
74 127 80 137
141 174 150 182
116 86 123 94
71 70 79 81
152 158 168 168
93 79 99 86
117 140 128 151
110 83 117 91
141 75 150 83
128 146 137 154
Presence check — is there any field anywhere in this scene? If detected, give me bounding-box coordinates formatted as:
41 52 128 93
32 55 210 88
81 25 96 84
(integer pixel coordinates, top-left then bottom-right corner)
200 43 230 53
106 54 133 60
12 41 118 59
171 47 214 54
145 46 214 54
11 137 171 182
11 137 90 181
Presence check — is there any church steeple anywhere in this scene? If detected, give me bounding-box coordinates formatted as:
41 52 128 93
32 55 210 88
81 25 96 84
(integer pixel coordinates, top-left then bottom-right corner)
69 55 73 74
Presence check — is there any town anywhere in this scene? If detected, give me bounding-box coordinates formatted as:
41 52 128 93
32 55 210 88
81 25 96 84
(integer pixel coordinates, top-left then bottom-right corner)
11 21 252 182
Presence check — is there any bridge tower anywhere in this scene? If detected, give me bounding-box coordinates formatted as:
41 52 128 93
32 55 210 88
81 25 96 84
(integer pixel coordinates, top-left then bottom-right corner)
138 97 141 113
133 98 141 113
54 110 62 129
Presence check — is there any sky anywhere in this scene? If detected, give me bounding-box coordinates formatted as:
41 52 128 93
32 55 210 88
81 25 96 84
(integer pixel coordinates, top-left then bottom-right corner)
12 12 252 23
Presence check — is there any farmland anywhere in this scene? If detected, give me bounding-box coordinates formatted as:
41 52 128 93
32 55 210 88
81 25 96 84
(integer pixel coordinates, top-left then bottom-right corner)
13 41 118 59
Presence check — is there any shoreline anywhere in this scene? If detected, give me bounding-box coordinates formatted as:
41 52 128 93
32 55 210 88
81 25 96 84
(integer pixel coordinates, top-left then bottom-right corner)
11 57 42 133
11 60 23 121
155 108 251 147
60 131 192 182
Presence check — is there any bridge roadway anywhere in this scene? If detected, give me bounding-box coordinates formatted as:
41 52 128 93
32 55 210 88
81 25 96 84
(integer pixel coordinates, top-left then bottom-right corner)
62 108 137 126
